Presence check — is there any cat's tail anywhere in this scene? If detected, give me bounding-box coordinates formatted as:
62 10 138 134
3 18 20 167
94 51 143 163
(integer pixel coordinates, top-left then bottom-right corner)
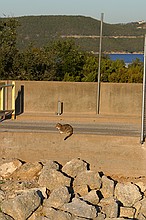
64 132 73 140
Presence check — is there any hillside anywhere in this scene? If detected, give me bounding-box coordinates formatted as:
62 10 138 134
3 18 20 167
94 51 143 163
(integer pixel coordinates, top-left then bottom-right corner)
2 15 146 53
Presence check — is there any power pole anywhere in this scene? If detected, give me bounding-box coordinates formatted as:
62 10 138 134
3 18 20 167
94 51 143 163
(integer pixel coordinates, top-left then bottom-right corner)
97 13 104 114
140 34 146 144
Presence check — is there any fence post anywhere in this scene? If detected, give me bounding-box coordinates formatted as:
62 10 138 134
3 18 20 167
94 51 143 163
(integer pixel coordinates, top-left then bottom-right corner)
11 81 15 119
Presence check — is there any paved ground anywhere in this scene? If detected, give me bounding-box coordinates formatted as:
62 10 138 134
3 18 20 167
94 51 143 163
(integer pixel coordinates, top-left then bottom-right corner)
0 119 141 137
0 112 146 182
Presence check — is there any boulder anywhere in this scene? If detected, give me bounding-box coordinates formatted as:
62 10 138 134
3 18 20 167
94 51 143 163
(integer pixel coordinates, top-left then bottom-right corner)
115 182 142 206
74 217 93 220
43 186 71 208
136 213 146 220
0 189 5 202
39 159 61 170
135 198 146 218
93 213 106 219
28 216 49 220
1 190 41 220
105 218 126 220
61 197 97 218
99 197 119 218
74 184 89 196
42 207 72 220
120 206 136 219
62 158 88 178
74 170 101 190
101 175 115 198
135 181 146 194
16 187 48 200
11 162 43 181
140 198 146 216
0 159 22 178
82 190 100 205
0 212 14 220
38 168 71 191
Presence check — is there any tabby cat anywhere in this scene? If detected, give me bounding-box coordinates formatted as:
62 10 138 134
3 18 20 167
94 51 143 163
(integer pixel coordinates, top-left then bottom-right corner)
55 123 73 140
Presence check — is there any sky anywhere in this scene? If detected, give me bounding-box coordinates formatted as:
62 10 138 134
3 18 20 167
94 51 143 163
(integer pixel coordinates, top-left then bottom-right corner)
1 0 146 24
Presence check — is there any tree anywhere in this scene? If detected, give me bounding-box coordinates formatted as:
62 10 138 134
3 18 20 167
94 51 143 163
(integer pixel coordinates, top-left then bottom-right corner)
125 59 143 83
0 18 19 79
44 40 85 81
81 55 98 82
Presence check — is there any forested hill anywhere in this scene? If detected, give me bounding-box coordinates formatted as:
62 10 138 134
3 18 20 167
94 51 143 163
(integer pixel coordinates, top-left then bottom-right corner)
3 15 146 52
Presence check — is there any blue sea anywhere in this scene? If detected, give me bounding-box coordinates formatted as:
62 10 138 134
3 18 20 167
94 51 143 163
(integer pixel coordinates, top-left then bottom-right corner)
109 53 144 65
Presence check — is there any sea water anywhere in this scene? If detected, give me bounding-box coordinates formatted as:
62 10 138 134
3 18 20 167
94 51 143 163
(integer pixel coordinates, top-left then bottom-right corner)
109 53 144 65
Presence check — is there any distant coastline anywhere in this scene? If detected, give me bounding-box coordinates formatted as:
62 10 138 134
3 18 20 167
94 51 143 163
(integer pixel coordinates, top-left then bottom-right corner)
92 51 144 55
104 51 144 54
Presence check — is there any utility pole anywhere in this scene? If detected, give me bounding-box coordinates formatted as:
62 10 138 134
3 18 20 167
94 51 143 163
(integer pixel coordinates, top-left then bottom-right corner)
140 34 146 144
97 13 104 114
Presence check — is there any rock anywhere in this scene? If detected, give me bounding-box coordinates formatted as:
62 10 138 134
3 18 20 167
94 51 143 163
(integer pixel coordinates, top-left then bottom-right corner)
0 159 22 178
1 190 41 220
136 213 146 220
30 217 49 220
38 168 71 191
94 213 106 219
11 162 43 181
74 217 91 220
137 198 146 218
0 189 5 202
135 181 146 193
39 159 61 170
134 200 142 219
105 218 125 220
62 158 88 178
99 197 119 218
16 187 48 200
42 207 72 220
28 214 49 220
61 197 97 218
0 178 40 200
74 184 89 196
27 205 44 220
1 157 146 220
74 170 101 190
43 186 71 208
82 190 100 205
0 212 14 220
101 175 115 198
120 206 136 219
114 182 142 206
34 187 48 199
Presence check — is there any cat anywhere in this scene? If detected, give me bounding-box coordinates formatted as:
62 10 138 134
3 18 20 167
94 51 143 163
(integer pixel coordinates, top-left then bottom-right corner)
55 123 73 140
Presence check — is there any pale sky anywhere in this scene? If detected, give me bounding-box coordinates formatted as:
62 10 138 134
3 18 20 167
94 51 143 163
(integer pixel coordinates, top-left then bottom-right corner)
0 0 146 24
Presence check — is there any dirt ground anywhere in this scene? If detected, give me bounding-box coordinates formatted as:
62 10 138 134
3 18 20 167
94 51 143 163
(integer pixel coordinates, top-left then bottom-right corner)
0 113 146 184
0 131 146 184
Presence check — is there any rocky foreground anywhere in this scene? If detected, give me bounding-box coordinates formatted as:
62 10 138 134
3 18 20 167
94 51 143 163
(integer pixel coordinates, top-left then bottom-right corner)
0 158 146 220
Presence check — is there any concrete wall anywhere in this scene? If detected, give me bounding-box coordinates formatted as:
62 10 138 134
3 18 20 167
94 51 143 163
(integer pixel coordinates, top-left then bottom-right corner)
100 83 143 115
0 81 143 116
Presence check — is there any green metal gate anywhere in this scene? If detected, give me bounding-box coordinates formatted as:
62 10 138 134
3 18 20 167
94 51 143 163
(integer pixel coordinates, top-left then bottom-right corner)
0 81 15 120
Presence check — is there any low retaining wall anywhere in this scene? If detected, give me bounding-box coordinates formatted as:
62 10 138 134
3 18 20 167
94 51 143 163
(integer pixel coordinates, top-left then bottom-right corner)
0 81 143 116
